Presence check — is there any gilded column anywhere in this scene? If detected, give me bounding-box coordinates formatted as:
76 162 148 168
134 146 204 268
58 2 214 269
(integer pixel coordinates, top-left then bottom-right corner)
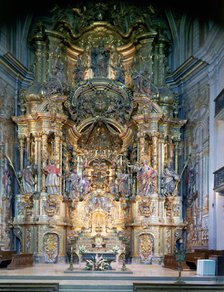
54 134 60 163
41 132 48 192
173 139 180 173
137 125 146 163
164 138 169 165
26 136 30 163
152 132 159 193
149 118 159 169
18 136 25 171
153 32 169 87
33 134 38 166
161 123 169 164
158 134 165 193
61 140 67 194
139 135 145 163
36 133 42 192
152 133 159 170
54 134 62 194
32 23 48 83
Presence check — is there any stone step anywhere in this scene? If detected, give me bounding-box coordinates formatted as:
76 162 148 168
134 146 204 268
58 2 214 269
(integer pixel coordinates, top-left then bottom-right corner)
0 283 59 291
60 284 132 292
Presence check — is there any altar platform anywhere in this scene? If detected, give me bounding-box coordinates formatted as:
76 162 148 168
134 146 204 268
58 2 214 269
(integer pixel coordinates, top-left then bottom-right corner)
0 262 224 291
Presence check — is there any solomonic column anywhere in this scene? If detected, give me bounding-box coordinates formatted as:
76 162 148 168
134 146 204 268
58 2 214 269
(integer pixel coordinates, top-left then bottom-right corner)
173 138 180 174
41 132 48 192
152 132 159 171
54 133 62 194
137 128 146 163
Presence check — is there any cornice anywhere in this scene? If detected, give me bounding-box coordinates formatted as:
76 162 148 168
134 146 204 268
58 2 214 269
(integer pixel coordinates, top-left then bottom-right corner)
167 56 208 86
0 52 33 84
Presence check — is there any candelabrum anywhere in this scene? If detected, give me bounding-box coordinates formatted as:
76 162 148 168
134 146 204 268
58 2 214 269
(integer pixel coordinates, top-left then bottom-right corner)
121 251 127 271
174 248 186 284
68 246 74 271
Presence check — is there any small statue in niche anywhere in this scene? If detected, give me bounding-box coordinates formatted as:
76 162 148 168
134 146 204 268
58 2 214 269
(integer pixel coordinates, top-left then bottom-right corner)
91 40 109 77
43 160 60 195
161 164 180 196
2 158 12 199
186 159 198 207
110 60 125 83
131 69 152 96
79 175 89 198
65 169 80 200
187 160 197 196
117 172 131 198
21 164 36 194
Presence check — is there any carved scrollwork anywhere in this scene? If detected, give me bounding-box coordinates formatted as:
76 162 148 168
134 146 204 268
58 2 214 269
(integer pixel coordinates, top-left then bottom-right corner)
138 199 155 217
44 195 60 217
172 203 180 217
67 80 133 125
164 197 174 218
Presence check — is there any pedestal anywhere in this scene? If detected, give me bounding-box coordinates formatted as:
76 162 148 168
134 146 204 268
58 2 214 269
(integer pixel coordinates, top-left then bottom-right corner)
197 259 216 276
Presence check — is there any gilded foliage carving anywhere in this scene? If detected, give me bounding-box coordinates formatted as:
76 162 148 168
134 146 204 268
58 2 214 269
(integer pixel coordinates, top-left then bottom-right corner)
17 195 33 217
50 2 155 35
139 233 154 263
43 233 59 263
67 81 133 125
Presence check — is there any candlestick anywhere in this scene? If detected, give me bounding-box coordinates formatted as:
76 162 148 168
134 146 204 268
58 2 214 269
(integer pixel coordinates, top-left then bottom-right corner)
68 246 74 271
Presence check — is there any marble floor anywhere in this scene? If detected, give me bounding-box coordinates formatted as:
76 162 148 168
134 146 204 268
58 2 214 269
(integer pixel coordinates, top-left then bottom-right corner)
0 262 223 284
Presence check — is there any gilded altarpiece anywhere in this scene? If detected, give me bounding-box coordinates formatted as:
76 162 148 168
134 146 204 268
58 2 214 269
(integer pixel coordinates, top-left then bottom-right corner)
11 3 186 263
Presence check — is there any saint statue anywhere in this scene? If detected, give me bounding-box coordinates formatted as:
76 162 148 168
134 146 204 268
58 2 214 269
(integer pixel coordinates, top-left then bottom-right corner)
117 172 130 198
43 160 60 194
161 164 180 196
2 158 12 199
91 40 109 77
187 162 196 196
132 69 152 96
129 160 157 196
21 164 35 194
110 61 125 83
65 169 79 199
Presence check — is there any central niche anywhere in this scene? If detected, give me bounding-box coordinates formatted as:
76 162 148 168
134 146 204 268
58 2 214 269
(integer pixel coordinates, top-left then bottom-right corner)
78 119 122 150
88 195 113 235
77 119 122 194
89 159 111 192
